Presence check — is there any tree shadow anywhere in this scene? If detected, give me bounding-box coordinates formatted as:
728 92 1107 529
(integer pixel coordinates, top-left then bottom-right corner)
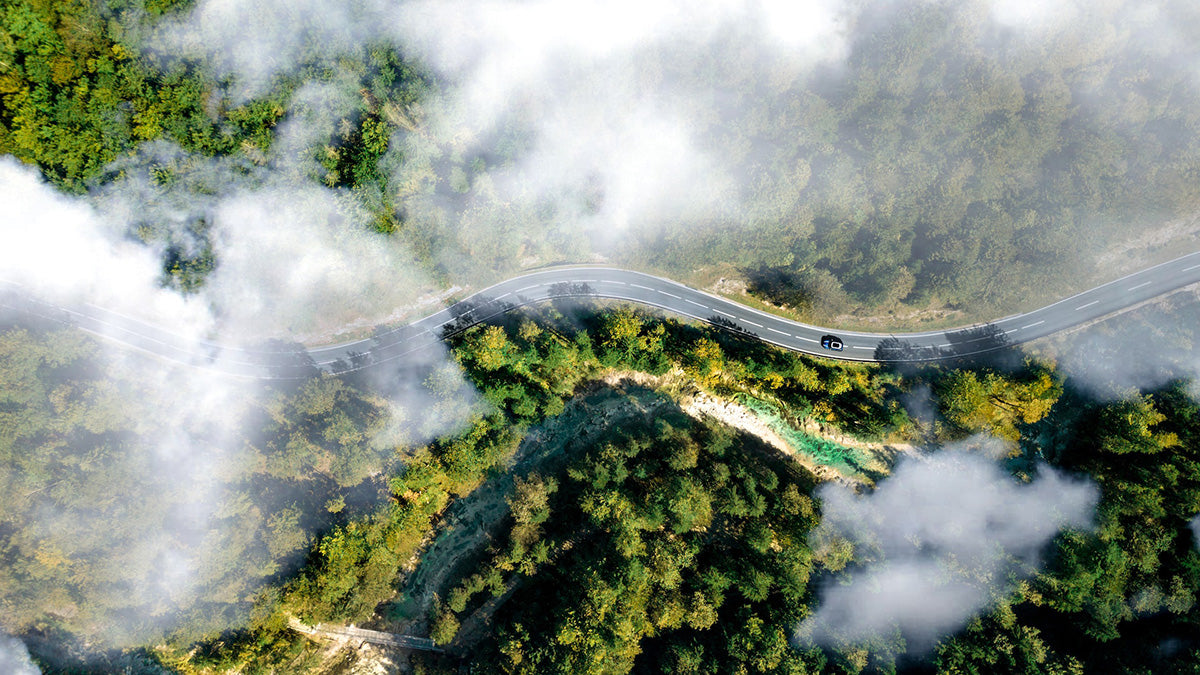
328 349 373 375
436 284 595 341
707 314 753 336
441 296 491 338
874 322 1021 373
740 265 811 310
257 339 320 382
440 292 543 339
547 281 595 299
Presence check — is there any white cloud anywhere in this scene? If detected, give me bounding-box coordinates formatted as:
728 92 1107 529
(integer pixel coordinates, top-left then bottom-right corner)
0 157 212 334
148 0 1200 289
385 0 850 249
758 0 849 54
154 0 393 100
799 438 1098 650
155 0 853 264
0 98 475 643
393 0 848 124
0 635 39 675
986 0 1079 31
1040 287 1200 400
487 99 737 236
202 186 428 338
83 107 448 343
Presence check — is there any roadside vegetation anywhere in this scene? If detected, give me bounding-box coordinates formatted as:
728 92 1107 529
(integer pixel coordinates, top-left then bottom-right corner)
4 299 1198 674
179 301 906 671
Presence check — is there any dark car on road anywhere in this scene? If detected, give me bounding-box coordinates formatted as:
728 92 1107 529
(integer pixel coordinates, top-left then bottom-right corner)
821 334 844 351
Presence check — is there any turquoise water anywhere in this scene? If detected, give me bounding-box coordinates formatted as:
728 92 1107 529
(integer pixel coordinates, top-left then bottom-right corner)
736 394 873 480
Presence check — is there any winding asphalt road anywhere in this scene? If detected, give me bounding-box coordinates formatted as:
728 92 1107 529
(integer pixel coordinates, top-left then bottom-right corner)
3 250 1200 379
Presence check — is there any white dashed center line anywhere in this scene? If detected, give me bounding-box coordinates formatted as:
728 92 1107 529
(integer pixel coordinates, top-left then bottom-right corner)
630 283 654 291
1184 264 1200 272
658 290 681 299
685 299 706 308
767 327 789 336
1021 320 1045 330
742 319 763 328
714 309 736 318
1128 281 1151 291
1075 300 1098 310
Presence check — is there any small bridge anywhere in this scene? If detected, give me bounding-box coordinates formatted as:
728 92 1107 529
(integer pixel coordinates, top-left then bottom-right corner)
288 617 443 653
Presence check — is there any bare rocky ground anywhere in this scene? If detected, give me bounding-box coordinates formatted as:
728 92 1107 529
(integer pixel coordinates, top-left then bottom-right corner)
679 384 914 485
600 369 916 478
281 635 398 675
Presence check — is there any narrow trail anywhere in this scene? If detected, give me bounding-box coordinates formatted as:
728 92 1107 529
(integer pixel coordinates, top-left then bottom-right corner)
288 616 443 653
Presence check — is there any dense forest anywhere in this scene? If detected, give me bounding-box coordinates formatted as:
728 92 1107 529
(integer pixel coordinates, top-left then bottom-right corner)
627 0 1200 320
0 319 421 650
454 411 824 673
3 296 1197 673
420 305 1200 674
4 0 1200 673
5 0 1200 320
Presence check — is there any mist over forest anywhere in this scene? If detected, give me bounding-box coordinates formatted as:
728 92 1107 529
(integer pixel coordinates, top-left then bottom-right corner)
1 0 1200 673
9 0 1200 321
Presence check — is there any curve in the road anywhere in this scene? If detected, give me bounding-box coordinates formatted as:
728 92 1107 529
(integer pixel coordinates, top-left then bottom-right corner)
3 250 1200 380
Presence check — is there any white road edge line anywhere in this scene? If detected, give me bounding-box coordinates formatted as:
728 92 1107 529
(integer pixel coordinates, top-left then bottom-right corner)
20 251 1200 374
